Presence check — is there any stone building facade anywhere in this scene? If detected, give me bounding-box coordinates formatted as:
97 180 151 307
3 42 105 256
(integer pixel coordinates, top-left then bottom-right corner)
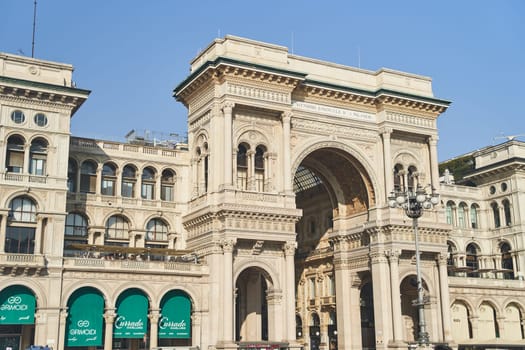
0 36 524 350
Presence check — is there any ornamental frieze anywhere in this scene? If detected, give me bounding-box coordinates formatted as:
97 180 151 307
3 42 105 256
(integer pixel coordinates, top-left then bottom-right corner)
386 111 435 129
188 85 214 114
188 111 211 131
291 118 376 140
227 82 290 104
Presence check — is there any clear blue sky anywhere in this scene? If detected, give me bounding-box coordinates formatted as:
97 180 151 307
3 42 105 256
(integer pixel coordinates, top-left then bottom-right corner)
1 1 524 161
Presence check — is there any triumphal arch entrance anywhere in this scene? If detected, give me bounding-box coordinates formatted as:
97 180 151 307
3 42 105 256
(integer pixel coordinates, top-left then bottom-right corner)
175 35 451 350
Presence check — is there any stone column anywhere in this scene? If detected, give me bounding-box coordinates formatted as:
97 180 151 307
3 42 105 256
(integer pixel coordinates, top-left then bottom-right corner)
437 253 453 342
222 239 236 342
103 309 116 350
95 164 102 195
58 310 68 350
23 143 30 174
370 250 392 350
282 112 292 193
0 214 7 252
191 158 199 197
149 309 160 349
155 174 161 201
285 242 297 341
381 128 394 198
387 250 403 344
222 102 235 188
192 310 203 348
115 169 122 197
247 150 255 191
266 288 284 341
199 156 206 195
428 136 440 190
34 215 44 254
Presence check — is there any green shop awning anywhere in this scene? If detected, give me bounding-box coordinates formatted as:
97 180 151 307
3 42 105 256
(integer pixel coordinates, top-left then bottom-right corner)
66 288 104 347
114 289 148 338
0 285 35 325
159 290 191 339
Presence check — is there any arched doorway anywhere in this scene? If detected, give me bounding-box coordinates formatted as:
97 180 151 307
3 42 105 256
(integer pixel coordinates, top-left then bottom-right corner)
400 275 430 343
0 285 37 350
360 282 375 349
235 267 271 342
293 147 374 350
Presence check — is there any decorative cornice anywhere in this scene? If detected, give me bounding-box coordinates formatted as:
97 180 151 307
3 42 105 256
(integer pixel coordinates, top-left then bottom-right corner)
0 75 90 115
174 57 450 115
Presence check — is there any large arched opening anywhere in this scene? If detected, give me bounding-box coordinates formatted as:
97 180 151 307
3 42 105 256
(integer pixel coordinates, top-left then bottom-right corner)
293 146 375 347
235 267 273 343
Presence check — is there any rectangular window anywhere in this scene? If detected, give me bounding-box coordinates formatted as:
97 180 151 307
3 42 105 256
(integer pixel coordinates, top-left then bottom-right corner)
161 185 173 201
101 179 115 196
80 175 96 193
5 227 35 254
122 181 134 197
141 183 154 200
30 157 45 175
7 151 24 173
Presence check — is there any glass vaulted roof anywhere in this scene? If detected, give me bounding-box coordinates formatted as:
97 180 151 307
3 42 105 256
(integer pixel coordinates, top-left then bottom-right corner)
294 165 323 193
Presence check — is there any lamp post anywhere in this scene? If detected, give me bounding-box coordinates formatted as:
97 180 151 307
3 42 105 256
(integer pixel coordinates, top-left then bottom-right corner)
389 184 439 346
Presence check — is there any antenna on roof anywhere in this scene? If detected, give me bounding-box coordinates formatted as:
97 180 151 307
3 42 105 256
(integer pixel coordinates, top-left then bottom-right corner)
494 134 525 142
31 0 37 58
291 32 294 54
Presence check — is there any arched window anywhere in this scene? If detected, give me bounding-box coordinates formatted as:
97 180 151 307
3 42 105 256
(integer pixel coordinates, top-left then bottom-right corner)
6 135 25 173
393 164 403 191
65 213 88 237
105 215 129 242
203 142 209 193
141 167 156 200
446 201 455 225
101 163 117 196
29 138 48 176
80 160 97 193
160 169 175 201
503 199 512 226
145 218 168 241
500 242 514 280
470 204 479 229
64 213 88 257
254 145 266 192
121 164 137 198
466 243 480 277
458 202 468 228
68 159 78 192
6 196 37 254
236 144 248 190
491 202 501 228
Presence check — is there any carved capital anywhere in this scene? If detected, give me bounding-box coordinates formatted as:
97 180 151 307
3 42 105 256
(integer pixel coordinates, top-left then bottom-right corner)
386 250 400 263
221 101 235 114
148 309 161 324
281 111 293 123
437 252 448 266
379 127 393 137
222 238 236 253
104 309 117 323
284 241 297 256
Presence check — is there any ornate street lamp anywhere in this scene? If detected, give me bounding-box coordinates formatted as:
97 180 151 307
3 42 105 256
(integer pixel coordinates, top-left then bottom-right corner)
388 183 439 345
